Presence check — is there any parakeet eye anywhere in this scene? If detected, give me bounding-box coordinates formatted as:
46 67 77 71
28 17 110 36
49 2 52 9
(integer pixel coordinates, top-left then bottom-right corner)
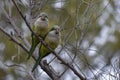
55 31 59 35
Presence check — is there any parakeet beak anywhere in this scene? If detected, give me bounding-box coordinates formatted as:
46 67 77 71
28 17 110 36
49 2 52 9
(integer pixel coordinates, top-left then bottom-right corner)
41 16 46 21
55 29 59 35
55 31 59 34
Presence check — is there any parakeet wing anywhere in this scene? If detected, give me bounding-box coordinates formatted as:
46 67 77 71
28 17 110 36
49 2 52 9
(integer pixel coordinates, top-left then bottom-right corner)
27 34 40 60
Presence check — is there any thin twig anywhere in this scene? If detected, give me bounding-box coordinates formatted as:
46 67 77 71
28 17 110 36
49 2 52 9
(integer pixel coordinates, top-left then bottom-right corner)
0 26 60 80
0 26 28 53
0 4 30 49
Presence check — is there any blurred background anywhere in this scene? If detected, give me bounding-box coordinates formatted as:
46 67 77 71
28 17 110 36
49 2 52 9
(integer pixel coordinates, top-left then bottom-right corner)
0 0 120 80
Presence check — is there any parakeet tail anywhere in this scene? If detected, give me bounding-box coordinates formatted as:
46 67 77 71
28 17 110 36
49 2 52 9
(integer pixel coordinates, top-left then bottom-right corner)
32 54 42 72
27 34 40 60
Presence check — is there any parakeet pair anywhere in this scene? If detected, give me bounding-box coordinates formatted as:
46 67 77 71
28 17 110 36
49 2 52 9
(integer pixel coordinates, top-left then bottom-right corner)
27 12 49 60
27 12 61 72
32 25 61 72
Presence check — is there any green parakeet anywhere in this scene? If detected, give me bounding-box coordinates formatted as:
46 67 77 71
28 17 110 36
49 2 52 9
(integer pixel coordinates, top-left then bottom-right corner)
32 25 61 72
27 12 49 60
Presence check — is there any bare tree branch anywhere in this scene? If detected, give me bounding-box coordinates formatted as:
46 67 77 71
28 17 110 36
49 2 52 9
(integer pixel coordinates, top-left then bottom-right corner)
0 26 28 53
0 26 60 80
10 0 86 79
40 60 61 80
0 4 30 49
